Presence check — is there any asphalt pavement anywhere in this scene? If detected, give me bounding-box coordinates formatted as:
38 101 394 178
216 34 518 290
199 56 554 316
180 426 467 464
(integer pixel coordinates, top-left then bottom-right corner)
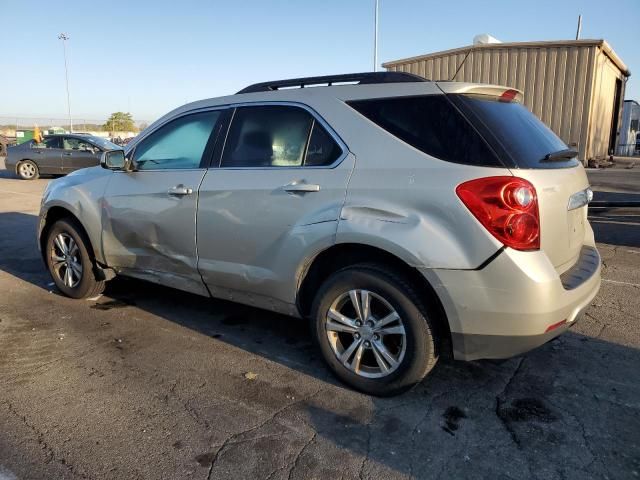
0 160 638 480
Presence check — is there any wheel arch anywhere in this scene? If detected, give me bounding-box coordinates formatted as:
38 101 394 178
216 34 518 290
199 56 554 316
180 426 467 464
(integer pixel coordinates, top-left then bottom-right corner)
40 205 109 281
296 242 452 356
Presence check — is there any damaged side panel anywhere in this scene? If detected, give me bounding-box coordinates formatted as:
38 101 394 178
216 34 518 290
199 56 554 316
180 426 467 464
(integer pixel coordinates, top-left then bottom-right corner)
100 169 209 296
335 151 507 270
39 167 113 265
196 154 355 308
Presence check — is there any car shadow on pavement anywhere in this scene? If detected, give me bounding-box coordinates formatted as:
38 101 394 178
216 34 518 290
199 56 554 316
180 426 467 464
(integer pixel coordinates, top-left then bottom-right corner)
0 212 53 290
295 329 640 479
95 276 640 479
1 212 639 478
589 192 640 249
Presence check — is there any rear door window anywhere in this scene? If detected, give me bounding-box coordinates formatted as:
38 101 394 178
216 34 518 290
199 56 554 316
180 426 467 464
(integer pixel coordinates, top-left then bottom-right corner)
33 137 62 149
347 95 502 167
221 105 314 168
449 94 578 169
304 121 343 166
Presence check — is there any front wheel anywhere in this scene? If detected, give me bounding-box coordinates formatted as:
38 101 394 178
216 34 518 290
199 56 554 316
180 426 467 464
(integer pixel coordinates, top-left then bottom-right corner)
311 264 439 396
17 160 39 180
45 219 105 299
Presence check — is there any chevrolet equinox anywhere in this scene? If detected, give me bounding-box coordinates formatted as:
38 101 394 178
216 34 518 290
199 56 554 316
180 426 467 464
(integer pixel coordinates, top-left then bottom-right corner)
38 72 601 395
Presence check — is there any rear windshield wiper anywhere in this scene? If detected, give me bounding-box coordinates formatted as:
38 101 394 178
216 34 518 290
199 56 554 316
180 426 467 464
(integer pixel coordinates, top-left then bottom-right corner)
540 148 578 162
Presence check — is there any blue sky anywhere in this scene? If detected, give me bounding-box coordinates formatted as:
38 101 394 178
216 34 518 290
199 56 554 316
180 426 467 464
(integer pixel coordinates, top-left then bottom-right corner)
2 0 639 124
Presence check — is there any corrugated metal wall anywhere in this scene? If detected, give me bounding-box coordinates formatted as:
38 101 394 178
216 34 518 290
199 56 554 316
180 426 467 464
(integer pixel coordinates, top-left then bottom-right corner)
385 43 627 161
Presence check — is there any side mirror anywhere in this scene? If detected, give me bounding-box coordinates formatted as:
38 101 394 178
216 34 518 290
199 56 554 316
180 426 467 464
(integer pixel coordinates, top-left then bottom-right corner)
101 149 126 170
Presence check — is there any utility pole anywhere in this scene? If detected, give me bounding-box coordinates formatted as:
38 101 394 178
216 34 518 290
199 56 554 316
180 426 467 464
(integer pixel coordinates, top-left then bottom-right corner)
576 15 582 40
373 0 379 71
58 33 73 132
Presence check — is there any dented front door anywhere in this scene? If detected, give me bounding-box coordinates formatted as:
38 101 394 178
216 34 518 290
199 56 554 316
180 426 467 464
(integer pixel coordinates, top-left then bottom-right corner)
100 170 208 295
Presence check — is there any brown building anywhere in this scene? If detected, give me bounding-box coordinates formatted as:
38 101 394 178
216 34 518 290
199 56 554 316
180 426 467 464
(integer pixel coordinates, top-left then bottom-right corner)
383 39 631 164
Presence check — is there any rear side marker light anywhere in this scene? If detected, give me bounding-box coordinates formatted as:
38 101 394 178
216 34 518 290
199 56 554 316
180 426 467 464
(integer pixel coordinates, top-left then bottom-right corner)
545 319 567 333
456 176 541 251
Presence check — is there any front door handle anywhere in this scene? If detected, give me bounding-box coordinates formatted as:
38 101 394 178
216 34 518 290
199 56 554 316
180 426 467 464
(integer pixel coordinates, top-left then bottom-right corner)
282 181 321 193
168 184 193 197
63 152 72 156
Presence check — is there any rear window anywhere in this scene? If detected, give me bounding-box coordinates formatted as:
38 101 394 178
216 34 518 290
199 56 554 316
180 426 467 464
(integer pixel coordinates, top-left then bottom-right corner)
347 95 502 167
449 94 579 169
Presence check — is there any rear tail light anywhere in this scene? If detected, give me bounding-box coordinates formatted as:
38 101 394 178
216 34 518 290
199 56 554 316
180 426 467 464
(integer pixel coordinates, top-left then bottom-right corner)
456 176 540 250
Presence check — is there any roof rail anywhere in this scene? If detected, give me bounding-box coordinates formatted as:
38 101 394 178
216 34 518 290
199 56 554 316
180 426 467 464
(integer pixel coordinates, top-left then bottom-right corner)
236 72 427 94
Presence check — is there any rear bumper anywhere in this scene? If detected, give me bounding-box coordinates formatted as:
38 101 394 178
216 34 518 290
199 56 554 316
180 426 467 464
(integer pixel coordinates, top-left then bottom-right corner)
421 245 601 361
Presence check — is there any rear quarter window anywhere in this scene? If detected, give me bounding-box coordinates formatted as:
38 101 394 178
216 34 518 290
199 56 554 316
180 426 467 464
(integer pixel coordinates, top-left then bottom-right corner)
347 95 503 167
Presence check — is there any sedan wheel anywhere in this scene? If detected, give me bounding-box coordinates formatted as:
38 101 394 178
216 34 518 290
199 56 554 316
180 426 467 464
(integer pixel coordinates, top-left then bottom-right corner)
326 289 406 378
18 160 39 180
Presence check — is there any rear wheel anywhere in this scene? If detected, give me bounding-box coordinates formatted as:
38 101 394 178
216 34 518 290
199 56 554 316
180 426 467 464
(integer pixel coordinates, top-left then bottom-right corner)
45 219 105 299
311 264 438 396
17 160 39 180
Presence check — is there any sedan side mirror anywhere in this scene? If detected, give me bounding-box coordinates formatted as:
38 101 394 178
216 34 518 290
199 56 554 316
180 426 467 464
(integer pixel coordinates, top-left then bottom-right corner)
101 150 126 170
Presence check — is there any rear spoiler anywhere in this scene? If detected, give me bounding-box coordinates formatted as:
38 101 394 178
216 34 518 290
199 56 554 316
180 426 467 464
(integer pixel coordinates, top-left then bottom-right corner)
435 82 524 103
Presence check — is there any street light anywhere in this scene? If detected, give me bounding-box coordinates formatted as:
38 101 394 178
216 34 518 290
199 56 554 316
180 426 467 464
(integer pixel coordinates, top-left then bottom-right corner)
373 0 379 71
58 33 73 133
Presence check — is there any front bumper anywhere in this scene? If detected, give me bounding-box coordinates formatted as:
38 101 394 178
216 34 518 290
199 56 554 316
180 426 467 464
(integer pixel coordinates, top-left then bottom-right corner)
421 245 601 361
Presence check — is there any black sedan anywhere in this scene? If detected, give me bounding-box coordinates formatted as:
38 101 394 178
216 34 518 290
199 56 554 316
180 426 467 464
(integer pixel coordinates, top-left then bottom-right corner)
5 134 120 180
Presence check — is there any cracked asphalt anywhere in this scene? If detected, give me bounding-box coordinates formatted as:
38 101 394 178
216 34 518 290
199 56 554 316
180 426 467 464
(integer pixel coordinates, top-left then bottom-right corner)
0 162 639 479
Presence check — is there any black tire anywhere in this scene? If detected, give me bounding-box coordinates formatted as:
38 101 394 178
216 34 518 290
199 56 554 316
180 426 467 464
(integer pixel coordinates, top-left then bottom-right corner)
17 160 39 180
45 218 105 299
311 264 438 396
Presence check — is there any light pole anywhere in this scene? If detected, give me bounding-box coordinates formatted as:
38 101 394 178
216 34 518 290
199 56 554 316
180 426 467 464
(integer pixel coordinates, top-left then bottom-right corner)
58 33 73 132
373 0 379 71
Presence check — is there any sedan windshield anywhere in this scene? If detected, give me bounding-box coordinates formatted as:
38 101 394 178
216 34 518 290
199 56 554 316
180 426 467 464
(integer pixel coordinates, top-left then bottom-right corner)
87 136 120 150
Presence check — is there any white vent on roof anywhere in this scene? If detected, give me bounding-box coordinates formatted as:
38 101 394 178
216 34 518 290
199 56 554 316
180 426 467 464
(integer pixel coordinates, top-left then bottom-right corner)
473 34 501 45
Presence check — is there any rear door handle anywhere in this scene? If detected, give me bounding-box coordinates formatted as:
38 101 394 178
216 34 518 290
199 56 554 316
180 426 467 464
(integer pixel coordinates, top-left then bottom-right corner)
168 184 193 196
282 181 321 193
63 152 72 156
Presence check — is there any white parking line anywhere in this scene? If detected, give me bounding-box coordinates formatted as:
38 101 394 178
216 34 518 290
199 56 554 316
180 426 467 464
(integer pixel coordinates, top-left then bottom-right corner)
602 279 640 287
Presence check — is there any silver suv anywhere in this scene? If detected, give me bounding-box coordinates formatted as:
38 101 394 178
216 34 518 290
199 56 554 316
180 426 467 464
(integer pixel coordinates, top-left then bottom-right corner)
38 72 601 396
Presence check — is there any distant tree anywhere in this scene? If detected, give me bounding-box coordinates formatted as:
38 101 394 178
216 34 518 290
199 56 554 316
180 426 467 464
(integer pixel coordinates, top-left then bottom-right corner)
104 112 137 132
138 122 149 131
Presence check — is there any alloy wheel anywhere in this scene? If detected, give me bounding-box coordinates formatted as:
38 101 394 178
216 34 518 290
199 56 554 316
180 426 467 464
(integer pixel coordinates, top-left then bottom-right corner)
325 289 407 378
19 162 37 179
50 232 83 288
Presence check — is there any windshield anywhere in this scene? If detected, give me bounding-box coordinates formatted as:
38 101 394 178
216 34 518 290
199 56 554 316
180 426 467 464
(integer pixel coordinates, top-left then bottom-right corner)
87 136 120 150
450 94 579 169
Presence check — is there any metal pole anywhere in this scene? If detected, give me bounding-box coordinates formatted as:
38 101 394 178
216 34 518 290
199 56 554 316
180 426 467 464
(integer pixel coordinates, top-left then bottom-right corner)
576 15 582 40
58 33 73 133
373 0 379 71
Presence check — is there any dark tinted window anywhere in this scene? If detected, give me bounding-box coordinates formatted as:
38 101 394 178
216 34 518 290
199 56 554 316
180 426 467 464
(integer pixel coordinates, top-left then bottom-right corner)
450 94 577 169
222 106 313 168
134 111 220 170
348 95 501 167
304 122 342 166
